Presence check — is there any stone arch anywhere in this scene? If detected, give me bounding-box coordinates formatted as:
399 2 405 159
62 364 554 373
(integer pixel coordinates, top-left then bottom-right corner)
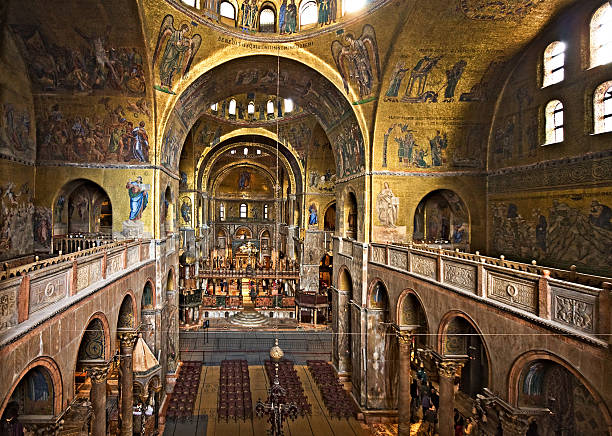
76 312 112 364
0 356 63 418
437 310 491 398
141 279 155 310
160 55 368 181
343 189 358 240
508 350 612 435
412 189 470 246
323 201 336 232
234 226 253 239
166 268 176 293
396 289 430 348
338 266 353 296
163 185 174 234
367 278 389 311
117 291 137 329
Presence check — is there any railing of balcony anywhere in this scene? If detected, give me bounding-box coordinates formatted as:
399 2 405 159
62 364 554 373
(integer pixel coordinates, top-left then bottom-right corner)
368 242 611 344
0 239 153 338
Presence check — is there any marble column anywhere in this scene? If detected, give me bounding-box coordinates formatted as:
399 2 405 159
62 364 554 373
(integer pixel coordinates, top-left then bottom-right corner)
118 330 138 436
397 332 412 436
437 360 464 436
86 363 110 436
335 289 351 375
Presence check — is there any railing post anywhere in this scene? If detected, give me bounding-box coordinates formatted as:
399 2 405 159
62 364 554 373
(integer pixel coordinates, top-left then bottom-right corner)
123 244 128 269
102 251 107 280
600 282 611 345
538 269 551 320
477 254 486 298
18 275 30 323
71 260 78 295
437 248 443 282
385 245 390 266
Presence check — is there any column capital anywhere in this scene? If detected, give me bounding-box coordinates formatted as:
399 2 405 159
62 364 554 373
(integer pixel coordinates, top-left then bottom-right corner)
498 410 531 436
117 330 138 350
390 323 418 344
22 419 64 436
85 363 111 383
436 359 464 379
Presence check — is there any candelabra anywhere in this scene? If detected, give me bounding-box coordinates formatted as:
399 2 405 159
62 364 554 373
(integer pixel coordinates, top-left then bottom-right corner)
255 339 299 436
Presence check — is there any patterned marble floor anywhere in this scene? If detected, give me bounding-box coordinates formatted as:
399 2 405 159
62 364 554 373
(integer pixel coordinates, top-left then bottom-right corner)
191 364 369 436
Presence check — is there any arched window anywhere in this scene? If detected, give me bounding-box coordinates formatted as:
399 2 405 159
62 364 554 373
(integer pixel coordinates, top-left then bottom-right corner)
264 204 269 219
266 100 274 114
542 41 565 87
284 98 294 113
343 0 366 15
219 203 225 221
260 7 276 33
220 1 236 19
247 101 255 115
240 203 248 218
181 0 200 7
228 98 237 116
299 0 317 28
545 100 564 144
210 102 218 111
594 81 612 134
590 2 612 68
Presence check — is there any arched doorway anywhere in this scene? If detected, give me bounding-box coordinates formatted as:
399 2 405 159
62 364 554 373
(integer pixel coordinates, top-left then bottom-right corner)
163 186 173 234
413 189 469 246
440 314 489 398
141 281 156 352
54 180 112 236
511 354 610 435
344 192 357 239
53 179 112 254
397 290 429 354
2 366 57 421
324 203 336 232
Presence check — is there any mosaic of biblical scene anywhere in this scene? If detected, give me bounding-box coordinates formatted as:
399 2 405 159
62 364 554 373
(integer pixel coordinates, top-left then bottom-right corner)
459 0 545 20
36 97 151 164
491 196 612 273
0 182 35 260
329 118 365 178
380 122 484 170
332 25 380 104
0 102 36 163
10 26 146 95
383 55 467 103
153 15 202 94
161 115 187 171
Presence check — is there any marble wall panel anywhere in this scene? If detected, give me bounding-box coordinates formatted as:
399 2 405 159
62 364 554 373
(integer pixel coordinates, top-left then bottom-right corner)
487 272 537 313
29 270 70 314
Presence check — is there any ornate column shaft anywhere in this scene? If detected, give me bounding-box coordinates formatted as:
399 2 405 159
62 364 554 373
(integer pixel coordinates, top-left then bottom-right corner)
397 332 412 436
437 360 464 436
118 331 138 436
86 363 110 436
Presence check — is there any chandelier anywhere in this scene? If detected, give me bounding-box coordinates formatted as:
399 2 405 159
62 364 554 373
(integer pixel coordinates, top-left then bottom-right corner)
255 339 299 435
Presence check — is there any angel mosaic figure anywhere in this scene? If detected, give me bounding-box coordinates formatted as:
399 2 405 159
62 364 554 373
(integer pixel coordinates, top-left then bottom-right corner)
331 25 380 100
153 15 202 93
